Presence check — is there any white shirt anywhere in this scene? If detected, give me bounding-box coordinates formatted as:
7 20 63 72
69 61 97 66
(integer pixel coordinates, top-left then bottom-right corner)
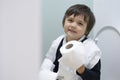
44 34 101 80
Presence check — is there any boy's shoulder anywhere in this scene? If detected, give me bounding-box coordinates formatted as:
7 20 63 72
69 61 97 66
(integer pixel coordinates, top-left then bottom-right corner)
50 34 65 48
53 34 65 43
83 38 100 49
83 38 96 45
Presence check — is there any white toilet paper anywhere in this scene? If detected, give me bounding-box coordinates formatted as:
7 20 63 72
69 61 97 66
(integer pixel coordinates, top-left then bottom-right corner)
39 58 58 80
39 69 58 80
59 40 86 70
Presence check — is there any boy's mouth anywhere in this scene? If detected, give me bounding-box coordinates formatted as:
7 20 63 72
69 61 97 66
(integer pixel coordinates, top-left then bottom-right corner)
68 29 76 33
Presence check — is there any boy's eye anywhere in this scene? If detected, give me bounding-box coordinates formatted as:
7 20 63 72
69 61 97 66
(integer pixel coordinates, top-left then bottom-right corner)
67 19 73 22
78 22 83 25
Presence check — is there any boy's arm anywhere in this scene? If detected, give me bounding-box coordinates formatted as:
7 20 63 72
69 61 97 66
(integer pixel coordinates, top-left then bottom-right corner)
76 60 101 80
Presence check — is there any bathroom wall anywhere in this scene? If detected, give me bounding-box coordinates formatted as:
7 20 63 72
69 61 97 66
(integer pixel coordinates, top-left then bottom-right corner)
93 0 120 80
0 0 41 80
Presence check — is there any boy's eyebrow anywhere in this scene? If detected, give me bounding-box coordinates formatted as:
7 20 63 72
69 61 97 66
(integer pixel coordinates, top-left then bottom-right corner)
66 15 85 23
78 20 84 23
66 16 73 18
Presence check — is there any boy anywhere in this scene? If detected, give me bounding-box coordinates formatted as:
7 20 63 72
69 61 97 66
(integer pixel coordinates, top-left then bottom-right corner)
39 4 101 80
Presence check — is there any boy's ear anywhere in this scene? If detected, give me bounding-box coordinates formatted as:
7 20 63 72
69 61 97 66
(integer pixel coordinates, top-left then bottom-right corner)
85 31 89 36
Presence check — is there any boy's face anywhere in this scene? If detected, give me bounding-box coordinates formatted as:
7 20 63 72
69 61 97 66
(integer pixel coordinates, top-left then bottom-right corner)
64 14 87 42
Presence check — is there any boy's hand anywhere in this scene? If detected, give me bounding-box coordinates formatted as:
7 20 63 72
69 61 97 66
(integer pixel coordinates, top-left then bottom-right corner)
77 65 85 74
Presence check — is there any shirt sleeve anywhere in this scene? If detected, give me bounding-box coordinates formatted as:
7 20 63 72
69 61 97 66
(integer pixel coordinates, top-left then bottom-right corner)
83 38 101 69
76 60 101 80
45 35 65 62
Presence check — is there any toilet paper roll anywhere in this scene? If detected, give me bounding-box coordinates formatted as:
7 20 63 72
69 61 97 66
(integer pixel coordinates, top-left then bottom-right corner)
59 40 86 69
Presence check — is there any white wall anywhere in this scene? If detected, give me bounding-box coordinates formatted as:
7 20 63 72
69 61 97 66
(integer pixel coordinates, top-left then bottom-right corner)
93 0 120 33
93 0 120 80
0 0 41 80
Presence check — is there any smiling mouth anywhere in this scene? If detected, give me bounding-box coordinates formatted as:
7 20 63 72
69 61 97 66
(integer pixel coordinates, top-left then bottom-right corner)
68 29 76 33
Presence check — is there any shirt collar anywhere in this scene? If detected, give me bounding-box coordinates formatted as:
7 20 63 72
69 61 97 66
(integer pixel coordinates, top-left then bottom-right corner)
62 35 86 45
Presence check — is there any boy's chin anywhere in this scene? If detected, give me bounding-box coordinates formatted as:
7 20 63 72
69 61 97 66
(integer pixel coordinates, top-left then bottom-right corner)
67 32 76 37
67 35 77 40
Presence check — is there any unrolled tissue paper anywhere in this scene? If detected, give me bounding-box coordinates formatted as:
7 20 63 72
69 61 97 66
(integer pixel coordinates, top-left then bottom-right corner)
39 59 58 80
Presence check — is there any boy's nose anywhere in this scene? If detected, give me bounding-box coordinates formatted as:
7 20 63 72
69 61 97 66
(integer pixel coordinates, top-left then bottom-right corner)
71 22 77 28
